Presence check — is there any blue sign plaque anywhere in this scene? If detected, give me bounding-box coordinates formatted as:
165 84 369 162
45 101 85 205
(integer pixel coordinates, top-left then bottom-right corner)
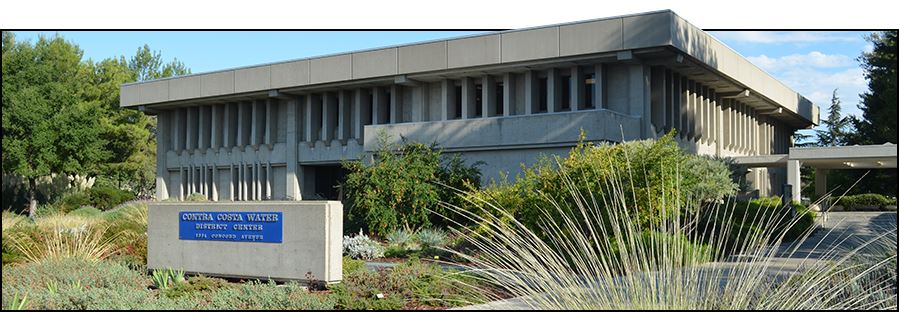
179 211 283 243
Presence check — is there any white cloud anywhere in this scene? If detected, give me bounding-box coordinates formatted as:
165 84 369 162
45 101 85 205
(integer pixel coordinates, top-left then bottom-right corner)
713 31 861 44
747 52 854 72
775 67 867 118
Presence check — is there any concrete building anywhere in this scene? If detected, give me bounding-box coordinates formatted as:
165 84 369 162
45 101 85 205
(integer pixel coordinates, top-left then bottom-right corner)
120 10 821 202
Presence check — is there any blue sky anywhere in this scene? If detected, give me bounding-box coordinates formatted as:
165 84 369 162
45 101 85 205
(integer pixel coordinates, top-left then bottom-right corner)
12 30 875 141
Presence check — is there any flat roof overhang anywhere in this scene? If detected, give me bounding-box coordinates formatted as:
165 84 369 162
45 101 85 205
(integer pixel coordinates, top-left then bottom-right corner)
733 144 898 169
121 10 819 128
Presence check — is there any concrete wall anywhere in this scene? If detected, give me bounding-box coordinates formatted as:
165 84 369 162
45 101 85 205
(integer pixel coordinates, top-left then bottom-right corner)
147 201 342 282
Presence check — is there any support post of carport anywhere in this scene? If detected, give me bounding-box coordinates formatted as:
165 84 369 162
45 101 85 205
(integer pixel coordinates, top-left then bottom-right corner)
815 168 828 198
787 159 801 203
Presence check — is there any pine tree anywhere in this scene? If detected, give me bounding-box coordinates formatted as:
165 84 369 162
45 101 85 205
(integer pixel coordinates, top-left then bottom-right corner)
815 89 851 146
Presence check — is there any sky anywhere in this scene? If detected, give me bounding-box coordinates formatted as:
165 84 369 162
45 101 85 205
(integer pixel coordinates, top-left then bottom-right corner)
10 29 877 142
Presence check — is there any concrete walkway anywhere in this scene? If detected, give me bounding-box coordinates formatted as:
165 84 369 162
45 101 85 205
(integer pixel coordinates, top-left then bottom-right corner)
452 212 897 310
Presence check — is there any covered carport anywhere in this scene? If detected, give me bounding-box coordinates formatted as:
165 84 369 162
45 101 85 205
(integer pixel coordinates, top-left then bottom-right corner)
733 143 897 202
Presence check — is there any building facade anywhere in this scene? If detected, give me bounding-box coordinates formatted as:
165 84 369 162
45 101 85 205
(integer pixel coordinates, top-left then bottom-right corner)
120 10 819 201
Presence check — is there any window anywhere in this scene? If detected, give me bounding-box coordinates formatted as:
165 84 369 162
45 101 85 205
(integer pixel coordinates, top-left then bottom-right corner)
584 74 595 109
538 77 548 112
561 75 571 111
475 84 483 117
496 82 504 116
454 85 462 119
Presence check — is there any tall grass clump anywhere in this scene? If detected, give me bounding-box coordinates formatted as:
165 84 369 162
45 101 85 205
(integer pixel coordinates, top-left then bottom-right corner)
8 213 119 264
441 141 895 309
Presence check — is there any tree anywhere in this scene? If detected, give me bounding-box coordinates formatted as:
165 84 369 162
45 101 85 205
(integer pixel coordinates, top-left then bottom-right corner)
815 89 851 147
2 34 108 217
849 31 897 145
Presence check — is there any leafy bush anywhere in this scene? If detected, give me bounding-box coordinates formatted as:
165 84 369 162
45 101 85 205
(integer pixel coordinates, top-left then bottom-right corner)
838 193 897 209
341 133 482 236
87 186 135 211
330 258 487 310
417 228 448 249
54 191 91 214
343 232 385 260
67 206 102 218
464 131 737 241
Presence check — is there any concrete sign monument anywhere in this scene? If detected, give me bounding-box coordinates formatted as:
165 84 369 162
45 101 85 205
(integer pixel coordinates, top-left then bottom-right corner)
147 201 342 283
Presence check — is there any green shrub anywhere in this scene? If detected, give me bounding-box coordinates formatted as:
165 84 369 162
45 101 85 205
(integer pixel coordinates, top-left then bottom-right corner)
163 275 230 299
343 256 367 275
184 193 208 202
87 186 135 211
465 131 737 241
330 258 486 309
341 133 482 236
201 281 336 310
838 193 897 209
67 206 102 218
1 258 153 309
55 191 91 214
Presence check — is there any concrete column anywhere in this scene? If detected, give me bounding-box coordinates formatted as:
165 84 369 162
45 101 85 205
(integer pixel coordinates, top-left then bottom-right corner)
697 86 707 144
266 162 272 200
685 80 695 141
338 90 351 143
525 70 539 115
593 64 604 109
237 103 247 147
815 168 827 198
322 93 336 144
673 74 683 139
265 99 274 146
571 66 584 111
211 164 218 201
255 162 262 201
787 159 801 203
178 165 187 200
241 162 248 201
441 80 455 120
222 104 232 148
390 85 402 124
547 68 562 113
155 111 170 200
285 98 300 200
251 101 261 147
200 163 206 198
210 105 220 149
715 95 723 157
461 77 476 119
354 89 370 141
503 73 515 116
483 75 496 117
628 64 650 138
198 106 208 150
186 164 192 195
229 163 235 201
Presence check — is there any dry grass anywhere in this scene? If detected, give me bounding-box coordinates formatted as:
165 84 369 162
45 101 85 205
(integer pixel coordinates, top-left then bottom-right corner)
9 214 119 264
